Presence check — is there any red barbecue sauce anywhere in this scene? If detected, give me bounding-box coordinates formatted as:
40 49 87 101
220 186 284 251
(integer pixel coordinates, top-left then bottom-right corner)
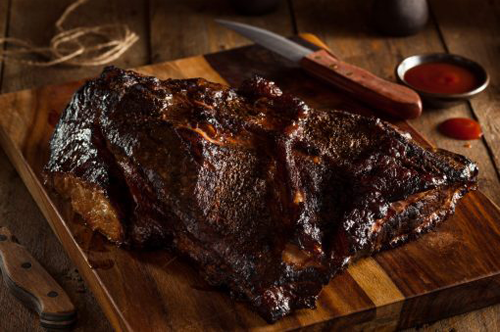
439 118 482 140
404 62 479 94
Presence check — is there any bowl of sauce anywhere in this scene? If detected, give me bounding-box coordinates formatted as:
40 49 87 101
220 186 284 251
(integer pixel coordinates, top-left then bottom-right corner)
396 53 489 107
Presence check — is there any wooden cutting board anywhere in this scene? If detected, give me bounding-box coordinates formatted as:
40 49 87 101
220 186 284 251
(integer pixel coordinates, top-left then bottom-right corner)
1 35 500 331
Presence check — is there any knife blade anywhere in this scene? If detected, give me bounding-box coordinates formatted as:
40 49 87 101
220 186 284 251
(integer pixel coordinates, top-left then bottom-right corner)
0 226 76 329
216 19 422 119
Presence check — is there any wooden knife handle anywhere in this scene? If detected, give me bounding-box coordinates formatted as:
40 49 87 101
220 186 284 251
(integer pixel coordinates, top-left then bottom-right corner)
0 227 76 329
300 49 422 119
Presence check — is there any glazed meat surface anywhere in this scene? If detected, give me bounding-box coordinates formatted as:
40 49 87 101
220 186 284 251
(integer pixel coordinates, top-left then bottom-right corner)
44 67 478 322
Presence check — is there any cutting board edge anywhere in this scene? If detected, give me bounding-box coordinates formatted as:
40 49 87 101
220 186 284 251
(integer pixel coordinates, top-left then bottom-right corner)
397 271 500 329
298 269 500 331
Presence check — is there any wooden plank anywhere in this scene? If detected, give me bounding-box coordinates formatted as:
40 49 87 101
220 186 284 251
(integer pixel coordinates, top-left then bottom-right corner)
408 1 500 330
0 40 500 331
1 0 150 93
0 0 8 86
429 0 500 183
290 0 500 209
0 0 150 330
0 1 45 331
149 0 294 62
0 3 39 332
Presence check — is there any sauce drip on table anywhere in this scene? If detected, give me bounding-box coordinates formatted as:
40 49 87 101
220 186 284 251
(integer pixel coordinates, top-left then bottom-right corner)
439 118 483 140
404 62 479 94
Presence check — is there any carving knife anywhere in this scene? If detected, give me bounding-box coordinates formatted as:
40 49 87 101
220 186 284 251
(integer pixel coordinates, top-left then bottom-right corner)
0 226 77 329
216 19 422 119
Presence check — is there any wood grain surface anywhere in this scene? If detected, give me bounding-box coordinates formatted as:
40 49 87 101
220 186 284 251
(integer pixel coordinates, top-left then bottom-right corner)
1 33 500 330
0 0 499 331
432 0 500 193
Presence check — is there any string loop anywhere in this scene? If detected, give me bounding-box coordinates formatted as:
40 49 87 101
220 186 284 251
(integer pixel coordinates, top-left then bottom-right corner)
0 0 139 66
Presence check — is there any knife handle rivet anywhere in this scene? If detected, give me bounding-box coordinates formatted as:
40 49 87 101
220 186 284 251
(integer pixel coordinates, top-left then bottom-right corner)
47 291 59 298
0 235 6 241
21 262 32 269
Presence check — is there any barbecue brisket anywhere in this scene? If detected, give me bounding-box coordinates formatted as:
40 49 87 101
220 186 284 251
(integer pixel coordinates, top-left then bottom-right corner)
44 67 478 322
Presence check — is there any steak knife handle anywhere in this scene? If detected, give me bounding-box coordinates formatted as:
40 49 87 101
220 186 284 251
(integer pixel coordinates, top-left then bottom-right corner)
300 49 422 119
0 227 76 329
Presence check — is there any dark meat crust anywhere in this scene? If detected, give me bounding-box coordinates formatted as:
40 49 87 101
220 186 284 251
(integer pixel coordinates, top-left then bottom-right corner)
44 67 478 322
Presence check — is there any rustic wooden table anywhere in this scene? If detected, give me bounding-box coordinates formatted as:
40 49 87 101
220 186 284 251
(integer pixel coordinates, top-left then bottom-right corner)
0 0 498 331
